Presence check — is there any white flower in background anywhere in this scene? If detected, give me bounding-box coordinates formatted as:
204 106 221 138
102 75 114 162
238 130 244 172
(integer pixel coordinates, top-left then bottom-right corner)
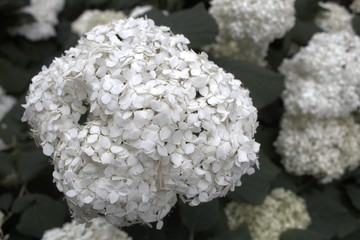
0 86 16 150
225 188 311 240
22 18 259 228
129 5 154 18
72 10 127 35
315 2 354 33
275 115 360 183
42 217 131 240
351 0 360 13
8 0 64 41
280 31 360 118
208 0 295 64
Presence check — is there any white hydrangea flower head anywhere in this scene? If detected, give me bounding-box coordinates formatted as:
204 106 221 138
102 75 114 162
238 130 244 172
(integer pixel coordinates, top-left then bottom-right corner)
225 188 311 240
209 0 295 43
42 217 131 240
315 2 354 33
280 31 360 118
0 86 16 150
22 18 259 228
208 0 295 63
8 0 64 41
275 114 360 183
72 10 127 35
351 0 360 13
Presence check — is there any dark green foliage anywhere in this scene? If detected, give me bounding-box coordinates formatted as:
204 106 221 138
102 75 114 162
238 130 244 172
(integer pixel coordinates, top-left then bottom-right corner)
146 3 218 49
214 58 284 110
280 229 322 240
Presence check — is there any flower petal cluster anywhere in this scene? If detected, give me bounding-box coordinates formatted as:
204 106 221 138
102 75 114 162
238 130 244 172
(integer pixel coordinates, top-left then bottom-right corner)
277 31 360 182
22 18 259 228
351 0 360 13
208 0 295 65
225 188 311 240
8 0 64 41
72 10 127 35
0 86 16 150
315 2 354 33
279 31 360 118
42 217 131 240
275 115 360 183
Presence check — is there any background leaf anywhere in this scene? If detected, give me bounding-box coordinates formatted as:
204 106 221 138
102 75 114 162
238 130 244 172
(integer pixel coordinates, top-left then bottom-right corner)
280 229 323 240
16 194 67 238
178 198 220 232
214 58 284 109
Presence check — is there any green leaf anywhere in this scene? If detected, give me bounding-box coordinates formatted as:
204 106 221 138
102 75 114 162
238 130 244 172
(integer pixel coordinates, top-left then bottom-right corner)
17 148 49 182
352 15 360 37
228 151 281 204
0 193 13 211
344 225 360 240
291 20 322 46
0 152 15 177
12 195 36 213
147 3 218 49
280 229 323 240
0 58 31 94
295 0 321 21
305 187 358 239
213 58 284 109
16 194 67 238
209 225 251 240
346 184 360 212
0 97 28 145
178 198 220 232
0 0 30 12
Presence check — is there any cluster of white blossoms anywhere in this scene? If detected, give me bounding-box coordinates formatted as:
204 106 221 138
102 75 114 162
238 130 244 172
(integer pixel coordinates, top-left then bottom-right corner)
275 115 360 183
8 0 65 41
351 0 360 13
71 6 154 35
22 18 259 228
72 10 127 35
279 31 360 118
315 2 354 33
276 30 360 182
0 86 16 150
208 0 295 65
225 188 311 240
42 217 131 240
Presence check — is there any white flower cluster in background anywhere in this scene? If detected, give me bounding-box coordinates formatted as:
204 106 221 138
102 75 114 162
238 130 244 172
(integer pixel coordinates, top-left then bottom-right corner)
72 10 127 35
22 18 259 228
279 31 360 118
208 0 295 65
351 0 360 13
275 115 360 183
315 2 354 33
8 0 65 41
0 86 16 150
225 188 311 240
276 31 360 182
42 217 131 240
72 6 154 35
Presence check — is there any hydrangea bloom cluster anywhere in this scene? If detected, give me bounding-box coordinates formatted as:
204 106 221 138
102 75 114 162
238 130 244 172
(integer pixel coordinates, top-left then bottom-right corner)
315 2 354 33
42 217 131 240
0 86 16 150
22 18 259 228
72 10 127 35
351 0 360 13
208 0 295 65
279 31 360 118
276 31 360 182
8 0 64 41
275 115 360 183
225 188 311 240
